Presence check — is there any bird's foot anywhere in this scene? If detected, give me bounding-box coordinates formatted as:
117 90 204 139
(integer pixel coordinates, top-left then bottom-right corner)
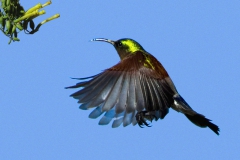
136 111 157 128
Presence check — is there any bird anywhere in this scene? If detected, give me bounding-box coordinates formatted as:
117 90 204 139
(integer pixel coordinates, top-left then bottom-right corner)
66 38 220 135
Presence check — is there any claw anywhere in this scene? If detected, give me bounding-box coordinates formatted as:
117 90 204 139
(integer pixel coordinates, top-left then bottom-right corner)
138 124 144 128
136 111 156 128
143 119 150 127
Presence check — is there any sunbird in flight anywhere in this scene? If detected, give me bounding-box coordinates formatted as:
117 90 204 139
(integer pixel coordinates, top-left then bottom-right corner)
66 38 220 135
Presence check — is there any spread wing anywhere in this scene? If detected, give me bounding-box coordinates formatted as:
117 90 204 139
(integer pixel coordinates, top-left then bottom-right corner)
66 51 177 127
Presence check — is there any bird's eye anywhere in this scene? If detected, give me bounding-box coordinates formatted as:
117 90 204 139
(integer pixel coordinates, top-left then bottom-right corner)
116 42 122 47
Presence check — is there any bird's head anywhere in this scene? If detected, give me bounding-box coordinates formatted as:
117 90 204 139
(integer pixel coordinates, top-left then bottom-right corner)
91 38 146 60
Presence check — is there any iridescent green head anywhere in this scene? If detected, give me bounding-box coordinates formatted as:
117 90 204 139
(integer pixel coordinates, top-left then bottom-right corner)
91 38 146 60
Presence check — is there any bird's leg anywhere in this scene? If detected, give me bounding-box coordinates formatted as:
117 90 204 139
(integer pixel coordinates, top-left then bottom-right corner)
136 111 157 128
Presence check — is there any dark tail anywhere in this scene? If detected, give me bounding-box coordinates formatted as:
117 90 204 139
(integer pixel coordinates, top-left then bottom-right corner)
173 94 220 135
185 114 220 135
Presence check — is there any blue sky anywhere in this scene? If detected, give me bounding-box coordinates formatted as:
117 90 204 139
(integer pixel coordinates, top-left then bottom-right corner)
1 1 240 159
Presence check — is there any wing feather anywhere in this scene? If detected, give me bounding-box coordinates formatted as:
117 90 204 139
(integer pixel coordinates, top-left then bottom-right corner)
66 51 176 127
123 112 133 127
99 108 115 125
135 72 145 111
126 72 136 113
102 72 124 112
89 106 104 119
115 72 129 114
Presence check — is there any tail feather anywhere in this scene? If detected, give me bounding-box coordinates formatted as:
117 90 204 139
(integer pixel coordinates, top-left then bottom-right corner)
173 94 220 135
185 114 220 135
